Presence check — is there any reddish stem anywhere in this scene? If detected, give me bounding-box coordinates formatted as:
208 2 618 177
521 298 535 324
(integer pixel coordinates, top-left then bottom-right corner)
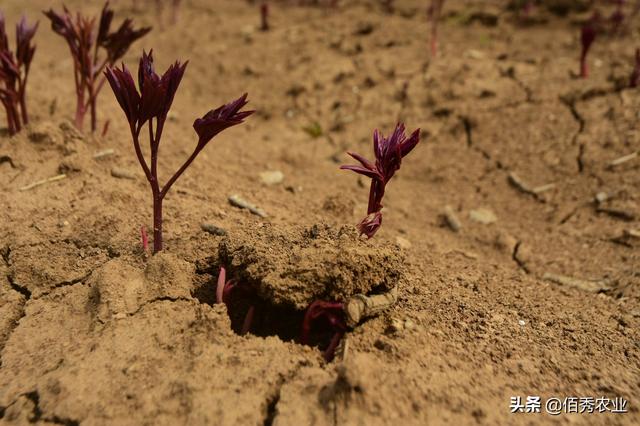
216 267 226 304
323 331 344 361
90 86 97 132
101 120 110 137
140 225 149 252
580 58 588 78
152 190 163 253
241 305 256 335
75 93 85 131
260 2 269 31
430 36 438 58
18 82 28 125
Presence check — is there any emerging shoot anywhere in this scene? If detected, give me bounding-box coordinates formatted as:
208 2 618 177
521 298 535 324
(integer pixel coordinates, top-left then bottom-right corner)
260 2 269 31
0 13 38 135
105 51 253 253
44 2 150 132
630 48 640 88
428 0 446 57
580 12 600 78
341 123 421 238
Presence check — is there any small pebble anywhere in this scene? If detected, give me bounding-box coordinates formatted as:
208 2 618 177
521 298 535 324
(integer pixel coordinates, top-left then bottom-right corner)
111 167 136 180
465 49 485 59
443 205 462 232
494 230 517 254
595 192 608 204
240 25 254 40
469 208 497 224
200 223 227 236
93 148 115 159
395 236 412 249
259 170 284 185
388 318 404 334
518 320 526 327
403 319 416 330
228 194 268 218
285 185 302 194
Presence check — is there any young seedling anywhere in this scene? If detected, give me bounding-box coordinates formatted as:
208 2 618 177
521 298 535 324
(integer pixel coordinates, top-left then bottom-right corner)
610 1 626 34
0 13 38 136
216 264 348 361
216 267 257 335
44 2 150 132
301 300 347 361
341 123 421 238
260 2 269 31
140 225 149 252
428 0 446 57
522 0 534 16
579 12 600 78
105 51 254 253
630 48 640 87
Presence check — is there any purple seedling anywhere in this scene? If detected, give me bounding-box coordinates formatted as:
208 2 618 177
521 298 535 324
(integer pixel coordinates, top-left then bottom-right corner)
140 225 149 252
105 51 254 253
522 0 534 16
216 266 257 335
580 12 600 78
341 123 421 238
630 48 640 87
0 13 38 136
260 2 269 31
44 2 150 132
610 1 626 34
216 266 347 360
301 300 347 361
428 0 445 57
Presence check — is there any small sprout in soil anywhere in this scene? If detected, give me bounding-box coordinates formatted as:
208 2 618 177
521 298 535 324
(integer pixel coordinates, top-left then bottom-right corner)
609 0 626 34
217 262 349 361
341 122 421 238
0 12 38 136
427 0 446 58
303 121 323 138
579 12 600 79
301 300 347 361
521 0 534 17
630 48 640 87
44 2 151 132
105 51 254 253
215 266 258 335
260 2 269 31
140 225 149 253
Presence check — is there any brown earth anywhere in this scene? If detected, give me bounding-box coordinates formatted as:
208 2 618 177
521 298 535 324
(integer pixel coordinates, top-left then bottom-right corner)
1 0 639 425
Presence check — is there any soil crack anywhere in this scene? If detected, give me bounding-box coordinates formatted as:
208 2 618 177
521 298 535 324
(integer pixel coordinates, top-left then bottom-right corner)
512 241 530 274
2 391 80 425
459 115 474 148
261 362 305 426
128 296 193 317
1 245 10 266
262 387 280 426
7 275 31 300
559 94 586 173
34 272 93 300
